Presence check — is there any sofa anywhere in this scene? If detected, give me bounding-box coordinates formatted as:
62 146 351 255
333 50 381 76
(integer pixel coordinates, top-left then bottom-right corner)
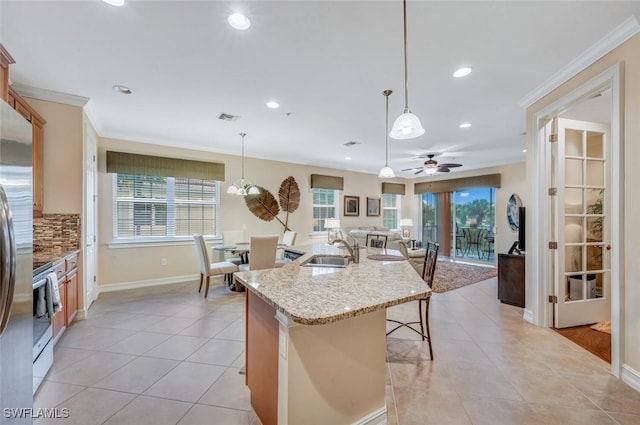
347 227 406 251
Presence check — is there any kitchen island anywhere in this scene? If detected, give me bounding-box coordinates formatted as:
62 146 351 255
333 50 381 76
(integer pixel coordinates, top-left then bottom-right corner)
233 244 431 425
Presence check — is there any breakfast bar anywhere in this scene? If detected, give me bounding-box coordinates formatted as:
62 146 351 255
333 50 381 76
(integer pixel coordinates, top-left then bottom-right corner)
234 244 431 425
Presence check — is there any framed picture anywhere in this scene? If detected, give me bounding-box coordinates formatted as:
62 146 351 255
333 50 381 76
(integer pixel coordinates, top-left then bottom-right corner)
366 197 380 216
344 196 359 216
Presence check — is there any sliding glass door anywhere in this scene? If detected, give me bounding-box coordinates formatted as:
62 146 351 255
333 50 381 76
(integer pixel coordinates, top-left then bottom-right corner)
421 187 496 262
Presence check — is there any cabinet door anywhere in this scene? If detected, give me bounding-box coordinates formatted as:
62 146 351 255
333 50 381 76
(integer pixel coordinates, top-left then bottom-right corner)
66 271 78 325
32 117 44 217
52 280 67 339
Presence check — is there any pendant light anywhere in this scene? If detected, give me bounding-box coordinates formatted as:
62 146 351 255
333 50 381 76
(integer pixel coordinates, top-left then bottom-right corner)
379 89 395 178
389 0 425 140
227 132 260 196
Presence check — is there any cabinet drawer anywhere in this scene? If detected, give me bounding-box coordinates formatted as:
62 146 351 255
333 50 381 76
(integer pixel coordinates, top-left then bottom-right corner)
66 254 78 272
53 261 66 281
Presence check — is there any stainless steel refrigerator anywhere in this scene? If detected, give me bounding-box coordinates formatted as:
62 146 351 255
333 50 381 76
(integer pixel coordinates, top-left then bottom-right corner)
0 100 33 423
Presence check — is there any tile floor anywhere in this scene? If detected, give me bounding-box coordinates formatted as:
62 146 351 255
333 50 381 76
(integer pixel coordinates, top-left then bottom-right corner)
35 277 640 425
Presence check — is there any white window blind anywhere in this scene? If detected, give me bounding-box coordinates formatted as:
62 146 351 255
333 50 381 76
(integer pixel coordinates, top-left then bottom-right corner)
113 174 220 239
312 188 339 232
382 193 400 230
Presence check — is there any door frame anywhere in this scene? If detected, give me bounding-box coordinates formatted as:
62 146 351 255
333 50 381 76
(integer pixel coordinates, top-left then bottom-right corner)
529 63 623 377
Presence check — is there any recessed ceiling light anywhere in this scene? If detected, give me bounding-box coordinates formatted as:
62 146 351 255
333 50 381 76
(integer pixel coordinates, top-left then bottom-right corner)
523 149 527 153
459 122 472 129
453 67 472 78
103 0 125 6
228 13 251 30
112 84 132 94
266 101 279 109
345 157 352 160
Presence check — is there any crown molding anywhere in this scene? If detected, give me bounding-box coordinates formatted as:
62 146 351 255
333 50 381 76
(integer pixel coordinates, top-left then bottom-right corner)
83 99 104 134
518 15 640 108
11 83 90 107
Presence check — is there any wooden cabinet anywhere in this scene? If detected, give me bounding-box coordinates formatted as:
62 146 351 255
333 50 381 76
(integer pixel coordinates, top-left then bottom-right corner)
498 254 525 308
0 44 45 216
8 86 46 218
52 252 80 340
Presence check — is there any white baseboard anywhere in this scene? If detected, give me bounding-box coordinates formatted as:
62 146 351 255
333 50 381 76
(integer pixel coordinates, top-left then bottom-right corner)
75 309 87 320
98 274 201 294
352 406 387 425
622 364 640 393
523 309 534 324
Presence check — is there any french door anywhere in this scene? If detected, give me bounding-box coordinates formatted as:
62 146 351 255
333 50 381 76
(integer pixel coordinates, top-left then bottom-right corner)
550 118 611 328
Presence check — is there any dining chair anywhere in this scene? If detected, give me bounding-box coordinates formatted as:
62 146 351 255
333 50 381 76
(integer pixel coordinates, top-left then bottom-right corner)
386 241 439 360
397 240 426 276
365 233 388 248
193 235 239 298
239 235 279 272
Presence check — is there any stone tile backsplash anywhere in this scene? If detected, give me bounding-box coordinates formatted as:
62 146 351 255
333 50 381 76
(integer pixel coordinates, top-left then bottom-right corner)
33 213 81 252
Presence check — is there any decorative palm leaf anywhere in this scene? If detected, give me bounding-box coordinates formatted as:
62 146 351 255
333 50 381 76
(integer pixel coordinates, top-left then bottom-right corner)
245 186 280 222
279 176 300 213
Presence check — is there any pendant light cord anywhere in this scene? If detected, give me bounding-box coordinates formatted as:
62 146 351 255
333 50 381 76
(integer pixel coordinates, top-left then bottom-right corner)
384 90 391 166
403 0 409 111
240 132 246 180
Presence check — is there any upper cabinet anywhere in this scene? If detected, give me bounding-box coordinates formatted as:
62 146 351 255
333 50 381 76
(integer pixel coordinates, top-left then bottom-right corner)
1 44 46 217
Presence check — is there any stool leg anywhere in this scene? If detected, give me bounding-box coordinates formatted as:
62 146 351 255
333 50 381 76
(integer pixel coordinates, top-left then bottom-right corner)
425 297 433 360
198 273 204 293
418 299 425 341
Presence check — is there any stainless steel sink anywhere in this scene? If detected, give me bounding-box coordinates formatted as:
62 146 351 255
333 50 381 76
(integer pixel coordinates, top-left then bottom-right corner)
300 255 351 268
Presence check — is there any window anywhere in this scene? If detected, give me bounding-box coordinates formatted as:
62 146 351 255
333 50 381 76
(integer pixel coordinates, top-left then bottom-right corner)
113 174 219 239
312 188 339 232
382 193 400 229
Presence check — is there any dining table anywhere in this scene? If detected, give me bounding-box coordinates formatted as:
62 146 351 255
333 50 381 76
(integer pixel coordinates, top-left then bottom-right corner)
213 242 287 264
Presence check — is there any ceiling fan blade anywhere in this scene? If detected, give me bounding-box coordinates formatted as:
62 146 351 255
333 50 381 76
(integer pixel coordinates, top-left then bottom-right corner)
438 163 462 168
401 167 421 172
437 167 451 173
414 169 424 175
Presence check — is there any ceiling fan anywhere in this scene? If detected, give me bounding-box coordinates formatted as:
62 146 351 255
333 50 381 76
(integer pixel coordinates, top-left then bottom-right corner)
402 154 463 175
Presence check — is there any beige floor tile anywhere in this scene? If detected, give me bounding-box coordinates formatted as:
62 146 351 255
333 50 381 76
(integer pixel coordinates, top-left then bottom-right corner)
606 411 640 425
560 374 640 415
103 395 192 425
385 385 399 425
198 367 251 410
387 360 455 394
34 381 86 410
58 327 137 351
143 362 226 402
94 356 179 394
178 318 235 338
187 338 245 366
394 386 473 425
143 335 209 361
501 367 599 409
528 403 619 425
447 362 523 401
34 388 135 425
461 397 545 425
231 351 246 369
178 404 255 425
143 316 199 334
49 347 95 373
433 338 493 365
47 351 136 386
214 321 246 341
386 338 433 364
102 331 171 355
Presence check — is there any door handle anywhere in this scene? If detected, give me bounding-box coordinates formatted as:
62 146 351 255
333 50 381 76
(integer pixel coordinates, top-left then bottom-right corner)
606 244 612 251
0 185 16 335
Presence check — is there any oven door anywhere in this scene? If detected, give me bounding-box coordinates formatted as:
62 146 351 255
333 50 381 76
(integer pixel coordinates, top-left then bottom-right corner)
33 271 53 394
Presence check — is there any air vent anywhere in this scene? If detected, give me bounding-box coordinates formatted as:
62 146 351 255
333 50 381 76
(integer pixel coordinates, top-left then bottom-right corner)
343 141 360 147
218 113 240 122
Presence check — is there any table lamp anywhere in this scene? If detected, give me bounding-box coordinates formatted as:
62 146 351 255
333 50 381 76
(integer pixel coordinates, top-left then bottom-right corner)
400 218 413 238
325 218 344 244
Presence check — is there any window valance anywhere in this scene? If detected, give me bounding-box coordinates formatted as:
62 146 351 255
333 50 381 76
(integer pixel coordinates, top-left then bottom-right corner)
310 174 344 190
106 151 225 181
414 173 501 194
381 182 406 195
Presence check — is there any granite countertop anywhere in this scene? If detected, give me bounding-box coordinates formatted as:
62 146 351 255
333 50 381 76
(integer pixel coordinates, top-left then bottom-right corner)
33 249 80 275
234 243 431 326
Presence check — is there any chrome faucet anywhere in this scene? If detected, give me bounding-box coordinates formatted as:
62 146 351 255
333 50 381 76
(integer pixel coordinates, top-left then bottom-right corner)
330 238 359 263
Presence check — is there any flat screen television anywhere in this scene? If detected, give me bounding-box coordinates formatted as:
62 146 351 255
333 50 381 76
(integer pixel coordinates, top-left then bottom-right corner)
518 206 526 252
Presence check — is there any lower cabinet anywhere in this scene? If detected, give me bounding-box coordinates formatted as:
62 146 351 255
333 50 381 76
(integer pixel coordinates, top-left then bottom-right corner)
52 252 80 341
